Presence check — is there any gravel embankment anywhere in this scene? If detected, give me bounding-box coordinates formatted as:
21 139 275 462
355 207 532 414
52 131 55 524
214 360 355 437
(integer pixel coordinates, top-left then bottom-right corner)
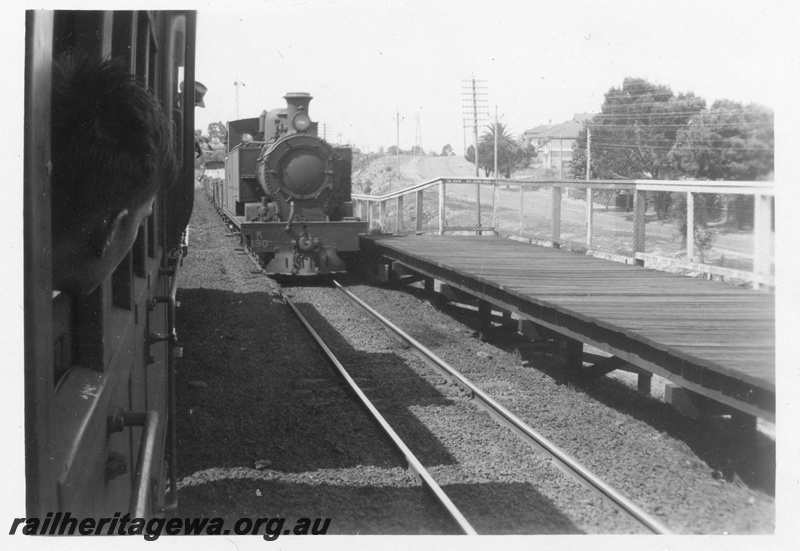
173 187 775 535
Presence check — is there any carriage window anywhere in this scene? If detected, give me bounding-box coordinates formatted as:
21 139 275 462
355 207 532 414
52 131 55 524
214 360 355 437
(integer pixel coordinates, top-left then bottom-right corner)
111 11 135 69
171 21 187 172
136 11 153 83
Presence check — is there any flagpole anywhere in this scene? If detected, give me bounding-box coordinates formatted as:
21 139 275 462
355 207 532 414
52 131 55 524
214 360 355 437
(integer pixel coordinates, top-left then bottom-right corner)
235 78 240 119
235 78 246 119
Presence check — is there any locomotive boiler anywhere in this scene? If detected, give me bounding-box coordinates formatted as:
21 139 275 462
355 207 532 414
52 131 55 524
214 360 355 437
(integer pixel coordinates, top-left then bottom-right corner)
216 93 367 275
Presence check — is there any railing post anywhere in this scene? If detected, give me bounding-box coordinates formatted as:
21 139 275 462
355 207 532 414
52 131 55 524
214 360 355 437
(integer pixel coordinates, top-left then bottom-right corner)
686 192 695 261
753 193 773 289
475 182 482 235
438 181 446 235
633 189 647 265
416 190 424 232
396 195 404 234
380 200 387 234
586 188 594 249
551 185 562 248
492 180 499 235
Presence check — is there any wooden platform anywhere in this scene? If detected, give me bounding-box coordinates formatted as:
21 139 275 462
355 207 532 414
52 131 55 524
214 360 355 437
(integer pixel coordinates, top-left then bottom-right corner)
360 235 775 421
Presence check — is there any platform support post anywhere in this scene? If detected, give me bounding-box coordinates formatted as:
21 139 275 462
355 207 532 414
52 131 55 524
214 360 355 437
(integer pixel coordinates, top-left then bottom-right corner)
478 299 492 337
637 372 652 396
730 411 758 432
562 336 583 371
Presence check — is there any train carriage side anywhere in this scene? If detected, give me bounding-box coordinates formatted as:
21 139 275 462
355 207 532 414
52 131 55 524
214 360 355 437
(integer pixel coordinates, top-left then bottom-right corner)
24 10 197 519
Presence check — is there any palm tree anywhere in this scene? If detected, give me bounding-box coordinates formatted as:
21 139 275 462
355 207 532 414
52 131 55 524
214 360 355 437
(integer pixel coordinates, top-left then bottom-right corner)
478 123 533 178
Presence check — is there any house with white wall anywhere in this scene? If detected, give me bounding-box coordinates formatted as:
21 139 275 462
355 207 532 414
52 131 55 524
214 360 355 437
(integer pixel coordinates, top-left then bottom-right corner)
522 114 593 177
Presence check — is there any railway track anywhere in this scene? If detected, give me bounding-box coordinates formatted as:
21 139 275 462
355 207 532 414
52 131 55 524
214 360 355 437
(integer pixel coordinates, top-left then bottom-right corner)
280 279 672 535
177 188 775 534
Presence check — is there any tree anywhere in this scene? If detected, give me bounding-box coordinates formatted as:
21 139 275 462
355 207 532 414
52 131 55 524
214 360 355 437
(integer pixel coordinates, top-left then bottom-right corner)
670 100 774 181
476 123 536 178
441 144 454 156
207 121 227 142
571 77 705 181
465 144 475 164
670 100 774 230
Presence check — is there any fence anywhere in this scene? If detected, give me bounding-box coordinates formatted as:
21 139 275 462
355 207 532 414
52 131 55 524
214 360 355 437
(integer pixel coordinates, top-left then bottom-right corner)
352 178 775 289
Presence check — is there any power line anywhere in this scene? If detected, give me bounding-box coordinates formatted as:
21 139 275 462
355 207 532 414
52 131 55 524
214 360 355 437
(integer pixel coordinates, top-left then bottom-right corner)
588 135 774 147
599 95 773 109
587 141 772 152
587 121 773 128
591 111 773 121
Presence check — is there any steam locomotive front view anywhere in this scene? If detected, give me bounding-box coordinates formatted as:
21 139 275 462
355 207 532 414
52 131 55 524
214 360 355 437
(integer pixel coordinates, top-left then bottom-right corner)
214 93 367 275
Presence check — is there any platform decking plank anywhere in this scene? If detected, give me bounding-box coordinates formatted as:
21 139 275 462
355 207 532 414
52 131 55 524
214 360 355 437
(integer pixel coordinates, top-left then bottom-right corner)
362 234 775 398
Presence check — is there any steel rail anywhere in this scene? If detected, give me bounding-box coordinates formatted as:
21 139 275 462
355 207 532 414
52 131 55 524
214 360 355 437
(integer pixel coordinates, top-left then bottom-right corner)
279 286 478 535
333 279 673 535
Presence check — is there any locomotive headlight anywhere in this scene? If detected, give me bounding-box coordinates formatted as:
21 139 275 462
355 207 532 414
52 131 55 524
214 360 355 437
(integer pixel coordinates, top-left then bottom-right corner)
293 112 311 132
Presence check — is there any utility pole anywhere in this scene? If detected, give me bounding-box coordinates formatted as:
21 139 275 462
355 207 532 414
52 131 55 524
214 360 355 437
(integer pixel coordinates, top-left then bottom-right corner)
462 75 488 176
414 113 422 155
395 109 403 174
493 105 499 179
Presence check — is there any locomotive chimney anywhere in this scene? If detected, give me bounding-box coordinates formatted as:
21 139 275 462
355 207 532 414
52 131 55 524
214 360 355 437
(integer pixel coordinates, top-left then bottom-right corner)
284 92 313 134
259 110 267 139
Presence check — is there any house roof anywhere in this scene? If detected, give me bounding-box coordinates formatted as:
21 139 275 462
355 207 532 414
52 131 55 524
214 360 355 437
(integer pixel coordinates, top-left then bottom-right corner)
523 113 595 140
523 124 551 136
535 119 584 139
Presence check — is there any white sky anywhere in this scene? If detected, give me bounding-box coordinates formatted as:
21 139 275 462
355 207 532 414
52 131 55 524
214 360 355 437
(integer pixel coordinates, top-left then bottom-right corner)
194 0 794 154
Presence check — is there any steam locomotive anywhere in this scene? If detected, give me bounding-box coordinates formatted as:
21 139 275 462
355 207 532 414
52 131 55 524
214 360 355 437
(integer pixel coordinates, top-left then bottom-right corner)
208 93 368 275
24 10 198 519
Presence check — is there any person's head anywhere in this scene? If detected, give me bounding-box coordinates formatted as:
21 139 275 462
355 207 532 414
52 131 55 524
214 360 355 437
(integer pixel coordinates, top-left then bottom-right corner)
50 53 177 295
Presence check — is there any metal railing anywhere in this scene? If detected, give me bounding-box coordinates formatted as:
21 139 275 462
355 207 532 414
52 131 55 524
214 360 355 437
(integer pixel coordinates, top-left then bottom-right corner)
352 178 775 289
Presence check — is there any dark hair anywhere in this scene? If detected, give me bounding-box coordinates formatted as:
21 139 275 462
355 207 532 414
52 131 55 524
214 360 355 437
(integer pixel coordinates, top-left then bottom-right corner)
50 53 177 233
